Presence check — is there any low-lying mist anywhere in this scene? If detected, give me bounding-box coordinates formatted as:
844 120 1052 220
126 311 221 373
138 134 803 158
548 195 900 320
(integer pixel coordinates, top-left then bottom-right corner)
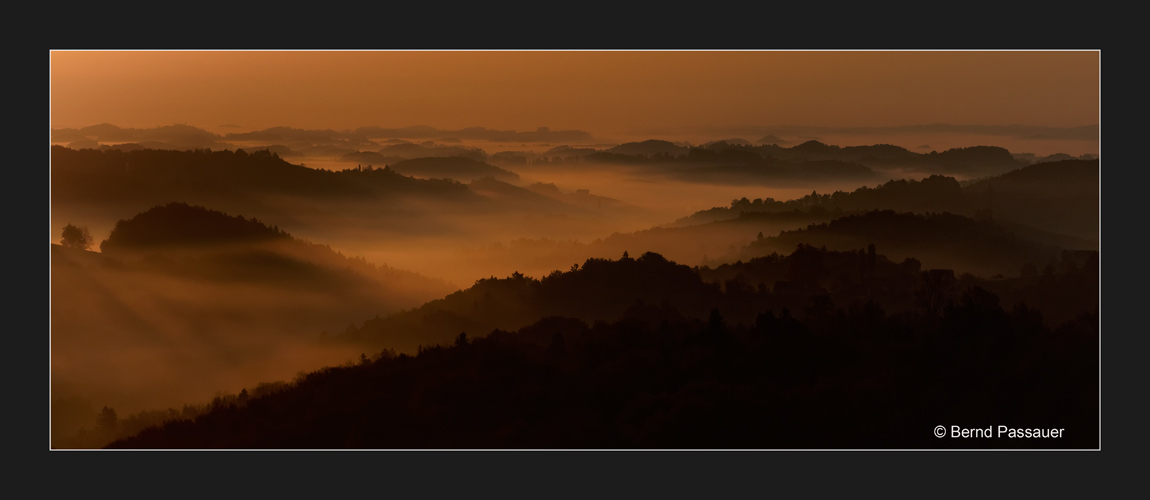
51 254 370 444
49 137 1099 448
49 207 456 446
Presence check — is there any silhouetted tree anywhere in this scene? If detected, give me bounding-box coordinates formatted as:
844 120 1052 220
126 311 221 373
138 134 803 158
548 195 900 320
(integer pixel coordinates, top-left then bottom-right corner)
707 308 725 334
104 269 1099 450
917 269 957 317
61 224 93 251
548 331 567 357
96 406 117 433
784 244 826 283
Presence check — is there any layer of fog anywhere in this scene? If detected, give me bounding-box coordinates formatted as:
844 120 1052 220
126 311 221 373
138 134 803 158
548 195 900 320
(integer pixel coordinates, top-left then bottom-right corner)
50 238 452 446
51 149 1045 289
206 161 861 287
51 140 1095 446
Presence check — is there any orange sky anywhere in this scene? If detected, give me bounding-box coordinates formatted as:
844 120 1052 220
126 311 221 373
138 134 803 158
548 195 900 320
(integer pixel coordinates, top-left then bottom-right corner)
50 50 1099 137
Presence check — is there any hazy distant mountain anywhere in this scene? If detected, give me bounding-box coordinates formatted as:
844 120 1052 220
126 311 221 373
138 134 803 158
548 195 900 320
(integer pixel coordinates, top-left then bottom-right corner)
707 124 1098 142
747 141 1019 176
339 151 407 165
225 126 342 143
52 123 233 150
965 159 1098 197
542 145 599 158
920 146 1021 175
467 177 570 212
524 183 636 213
675 175 968 226
52 124 598 165
390 157 520 183
490 151 529 163
67 138 100 149
741 210 1064 277
51 146 652 254
963 159 1099 240
49 145 502 252
51 145 475 207
606 140 690 157
677 159 1098 244
222 126 379 150
352 125 594 143
787 140 842 156
674 158 879 186
1012 153 1098 165
377 142 487 162
566 139 1022 182
703 138 753 147
757 134 790 146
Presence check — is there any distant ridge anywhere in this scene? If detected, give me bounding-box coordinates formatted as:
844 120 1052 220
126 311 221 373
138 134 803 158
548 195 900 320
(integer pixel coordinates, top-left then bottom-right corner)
390 157 520 183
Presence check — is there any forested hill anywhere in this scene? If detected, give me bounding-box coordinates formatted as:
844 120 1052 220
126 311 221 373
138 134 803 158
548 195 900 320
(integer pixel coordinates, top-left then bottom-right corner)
51 145 475 205
962 159 1099 239
98 239 1098 449
389 156 520 183
751 141 1019 173
51 146 626 243
741 210 1063 278
680 174 966 225
86 202 453 305
676 159 1099 241
573 140 1021 177
334 241 1097 354
337 251 722 353
99 202 289 252
106 283 1098 449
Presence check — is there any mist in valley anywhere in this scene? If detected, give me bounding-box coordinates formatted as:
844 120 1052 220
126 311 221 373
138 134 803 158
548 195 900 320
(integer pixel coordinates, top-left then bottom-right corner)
49 131 1101 449
48 48 1100 450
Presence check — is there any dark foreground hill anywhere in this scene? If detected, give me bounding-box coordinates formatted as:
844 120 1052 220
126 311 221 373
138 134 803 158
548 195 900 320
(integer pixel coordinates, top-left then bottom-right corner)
332 234 1097 355
107 283 1097 449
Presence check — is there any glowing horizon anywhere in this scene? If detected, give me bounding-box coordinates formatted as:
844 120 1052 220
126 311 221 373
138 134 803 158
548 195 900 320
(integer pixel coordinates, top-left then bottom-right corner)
50 50 1099 138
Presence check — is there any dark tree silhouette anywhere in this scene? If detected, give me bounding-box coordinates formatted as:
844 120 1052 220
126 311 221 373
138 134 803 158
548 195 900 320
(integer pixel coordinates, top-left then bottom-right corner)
106 289 1098 449
96 407 117 433
917 269 957 317
60 224 93 251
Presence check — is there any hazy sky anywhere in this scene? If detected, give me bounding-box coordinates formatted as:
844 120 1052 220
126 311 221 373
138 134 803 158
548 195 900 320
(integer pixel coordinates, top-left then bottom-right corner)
50 50 1099 137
